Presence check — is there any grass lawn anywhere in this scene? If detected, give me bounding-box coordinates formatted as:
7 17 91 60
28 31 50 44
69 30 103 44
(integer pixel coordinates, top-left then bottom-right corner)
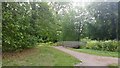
108 64 119 68
3 45 80 66
0 55 1 68
0 45 1 67
70 48 118 58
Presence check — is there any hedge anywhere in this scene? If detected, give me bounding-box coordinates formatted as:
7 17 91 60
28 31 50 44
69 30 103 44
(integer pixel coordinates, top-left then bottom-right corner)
85 40 119 52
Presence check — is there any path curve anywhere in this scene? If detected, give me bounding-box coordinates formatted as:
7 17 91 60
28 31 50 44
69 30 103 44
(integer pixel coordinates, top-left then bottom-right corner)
53 46 118 66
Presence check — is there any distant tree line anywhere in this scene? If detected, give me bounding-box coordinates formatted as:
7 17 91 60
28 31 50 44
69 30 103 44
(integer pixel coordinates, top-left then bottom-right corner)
51 2 119 41
2 2 119 52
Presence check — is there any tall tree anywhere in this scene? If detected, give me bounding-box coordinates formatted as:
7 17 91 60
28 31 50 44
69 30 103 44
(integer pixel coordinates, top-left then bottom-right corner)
2 2 58 52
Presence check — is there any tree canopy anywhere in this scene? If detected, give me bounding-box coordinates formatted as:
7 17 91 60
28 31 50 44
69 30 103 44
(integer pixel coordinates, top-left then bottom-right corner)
2 2 119 52
2 2 58 51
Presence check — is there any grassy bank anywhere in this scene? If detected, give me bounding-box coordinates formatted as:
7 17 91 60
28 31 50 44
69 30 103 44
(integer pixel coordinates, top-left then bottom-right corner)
70 48 118 58
3 45 80 66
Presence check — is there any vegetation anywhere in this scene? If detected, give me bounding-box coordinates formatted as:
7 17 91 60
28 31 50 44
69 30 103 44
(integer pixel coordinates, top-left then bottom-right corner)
2 2 58 52
70 39 119 57
80 39 119 52
71 48 118 57
2 2 119 66
3 2 119 51
108 64 118 68
52 2 119 41
3 46 80 66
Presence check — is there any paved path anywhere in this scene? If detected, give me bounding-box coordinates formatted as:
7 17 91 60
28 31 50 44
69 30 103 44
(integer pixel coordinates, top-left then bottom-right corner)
53 46 118 66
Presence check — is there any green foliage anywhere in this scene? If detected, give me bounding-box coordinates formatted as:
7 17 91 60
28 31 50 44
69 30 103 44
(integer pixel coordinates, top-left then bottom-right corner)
54 2 118 41
84 2 118 40
85 40 118 52
118 2 120 40
2 3 35 52
61 10 81 41
2 2 119 52
2 2 58 52
108 64 118 68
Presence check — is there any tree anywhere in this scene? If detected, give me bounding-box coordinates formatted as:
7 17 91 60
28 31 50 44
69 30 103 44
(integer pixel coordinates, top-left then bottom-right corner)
118 2 120 40
2 2 58 52
84 2 118 40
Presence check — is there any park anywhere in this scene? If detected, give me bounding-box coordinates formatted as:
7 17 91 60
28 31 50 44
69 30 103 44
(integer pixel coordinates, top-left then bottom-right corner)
1 1 120 68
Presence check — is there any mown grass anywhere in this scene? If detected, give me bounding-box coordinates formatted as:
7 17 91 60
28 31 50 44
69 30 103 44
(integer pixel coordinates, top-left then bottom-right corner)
3 45 80 66
70 48 118 58
0 55 1 68
108 63 119 68
0 45 1 67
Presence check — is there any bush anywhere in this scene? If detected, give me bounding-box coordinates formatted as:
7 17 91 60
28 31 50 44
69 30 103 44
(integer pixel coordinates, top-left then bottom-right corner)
85 40 118 52
2 3 38 52
2 3 57 52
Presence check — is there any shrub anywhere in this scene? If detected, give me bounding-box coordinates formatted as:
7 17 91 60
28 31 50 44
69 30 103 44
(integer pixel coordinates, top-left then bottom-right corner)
2 3 57 52
85 40 118 52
